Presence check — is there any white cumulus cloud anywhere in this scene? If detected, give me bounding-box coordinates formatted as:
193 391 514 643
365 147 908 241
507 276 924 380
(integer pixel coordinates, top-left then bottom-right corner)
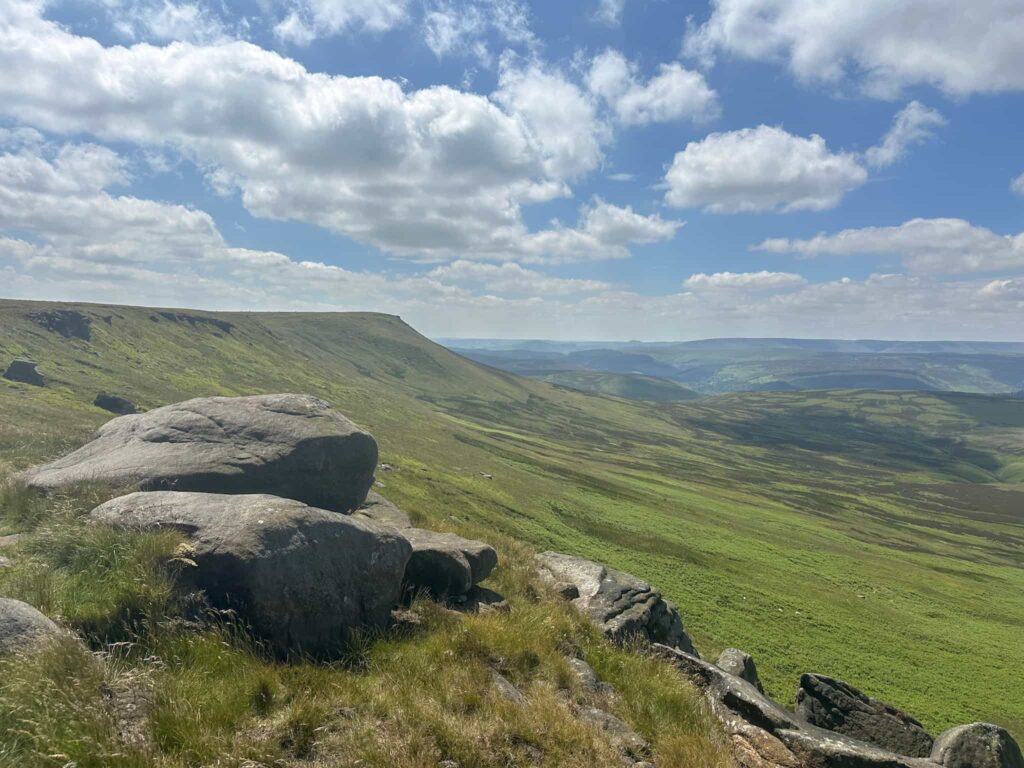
0 3 676 264
586 49 719 125
1011 172 1024 196
664 125 867 213
684 0 1024 97
756 218 1024 274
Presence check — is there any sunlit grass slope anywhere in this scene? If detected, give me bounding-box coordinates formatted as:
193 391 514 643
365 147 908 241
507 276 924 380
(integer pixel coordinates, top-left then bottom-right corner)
538 370 701 401
1 298 1022 738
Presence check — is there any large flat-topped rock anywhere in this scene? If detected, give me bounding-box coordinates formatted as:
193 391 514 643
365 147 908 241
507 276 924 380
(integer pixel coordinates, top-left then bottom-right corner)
537 551 697 655
90 491 411 657
22 394 378 512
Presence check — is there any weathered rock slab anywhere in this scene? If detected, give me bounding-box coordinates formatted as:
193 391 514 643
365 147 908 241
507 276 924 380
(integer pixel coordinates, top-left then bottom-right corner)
353 491 412 528
537 552 696 655
0 598 63 654
402 528 497 598
653 644 940 768
22 394 378 512
930 723 1024 768
796 673 933 757
718 648 764 693
90 491 411 657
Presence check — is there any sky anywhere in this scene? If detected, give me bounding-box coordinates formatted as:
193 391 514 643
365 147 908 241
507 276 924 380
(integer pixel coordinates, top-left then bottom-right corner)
0 0 1022 341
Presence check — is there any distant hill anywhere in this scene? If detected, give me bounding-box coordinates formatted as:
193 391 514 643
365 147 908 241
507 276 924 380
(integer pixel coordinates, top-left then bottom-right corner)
538 370 700 401
448 337 1024 395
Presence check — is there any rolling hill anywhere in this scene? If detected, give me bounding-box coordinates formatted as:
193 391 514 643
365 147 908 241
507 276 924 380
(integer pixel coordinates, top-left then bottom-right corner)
537 370 700 401
2 299 1023 737
448 338 1024 395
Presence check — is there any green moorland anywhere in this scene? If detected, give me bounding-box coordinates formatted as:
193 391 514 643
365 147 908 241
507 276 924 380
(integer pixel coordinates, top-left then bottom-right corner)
1 299 1022 756
538 370 701 401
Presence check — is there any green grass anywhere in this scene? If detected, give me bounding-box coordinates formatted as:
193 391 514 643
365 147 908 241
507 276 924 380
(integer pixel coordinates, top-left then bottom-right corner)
1 298 1023 743
538 370 701 401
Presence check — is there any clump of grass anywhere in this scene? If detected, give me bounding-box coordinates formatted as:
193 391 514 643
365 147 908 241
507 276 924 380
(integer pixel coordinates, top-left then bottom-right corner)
0 636 151 768
2 521 186 643
0 479 190 643
0 480 116 534
0 482 50 532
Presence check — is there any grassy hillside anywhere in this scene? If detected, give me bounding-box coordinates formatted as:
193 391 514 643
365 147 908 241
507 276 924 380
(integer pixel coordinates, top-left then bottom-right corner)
538 370 700 401
2 299 1023 740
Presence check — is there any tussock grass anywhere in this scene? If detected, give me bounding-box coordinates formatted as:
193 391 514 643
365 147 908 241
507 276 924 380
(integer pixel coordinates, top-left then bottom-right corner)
0 481 187 642
0 481 734 767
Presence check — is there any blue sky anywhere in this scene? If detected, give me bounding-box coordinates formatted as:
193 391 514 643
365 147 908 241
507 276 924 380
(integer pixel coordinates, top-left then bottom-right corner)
0 0 1022 340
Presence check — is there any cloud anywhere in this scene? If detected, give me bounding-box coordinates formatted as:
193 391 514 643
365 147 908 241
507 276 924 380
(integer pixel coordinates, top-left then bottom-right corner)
273 0 410 43
980 278 1024 302
1 146 1020 339
517 197 682 264
683 270 806 290
664 125 867 213
1011 172 1024 196
756 218 1024 274
121 1 232 43
586 49 719 125
422 0 535 64
494 58 608 180
608 172 634 182
427 260 612 295
865 101 945 168
0 139 475 310
684 0 1024 97
0 3 673 264
594 0 625 25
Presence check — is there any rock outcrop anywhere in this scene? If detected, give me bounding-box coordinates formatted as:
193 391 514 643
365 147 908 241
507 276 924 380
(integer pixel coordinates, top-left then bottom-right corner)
537 552 696 655
717 648 764 693
26 309 91 340
0 598 63 654
94 392 139 415
930 723 1024 768
653 644 944 768
353 490 412 528
402 528 497 598
90 491 411 657
22 394 378 512
796 673 934 757
3 358 44 386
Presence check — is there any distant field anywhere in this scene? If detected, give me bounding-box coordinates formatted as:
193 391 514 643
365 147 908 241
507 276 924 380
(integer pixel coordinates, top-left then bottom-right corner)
450 338 1024 395
2 299 1023 736
537 370 700 401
